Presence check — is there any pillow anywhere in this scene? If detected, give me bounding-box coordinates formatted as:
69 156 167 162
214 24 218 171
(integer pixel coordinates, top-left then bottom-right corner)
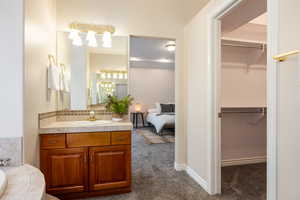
155 102 162 113
148 108 159 113
171 104 175 112
160 104 173 113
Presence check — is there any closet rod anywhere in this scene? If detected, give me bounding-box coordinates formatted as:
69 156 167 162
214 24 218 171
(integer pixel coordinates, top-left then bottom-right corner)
221 109 266 114
222 43 265 49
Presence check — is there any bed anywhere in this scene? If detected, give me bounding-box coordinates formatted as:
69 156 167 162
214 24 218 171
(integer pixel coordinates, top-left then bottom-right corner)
146 103 175 135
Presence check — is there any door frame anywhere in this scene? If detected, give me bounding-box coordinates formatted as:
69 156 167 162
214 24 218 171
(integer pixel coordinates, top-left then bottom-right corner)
207 0 279 199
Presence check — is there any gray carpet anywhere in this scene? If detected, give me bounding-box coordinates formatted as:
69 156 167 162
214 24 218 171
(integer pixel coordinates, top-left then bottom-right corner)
81 130 266 200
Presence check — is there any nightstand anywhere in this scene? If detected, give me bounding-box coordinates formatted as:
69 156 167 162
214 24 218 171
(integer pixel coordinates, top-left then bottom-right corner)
131 112 145 128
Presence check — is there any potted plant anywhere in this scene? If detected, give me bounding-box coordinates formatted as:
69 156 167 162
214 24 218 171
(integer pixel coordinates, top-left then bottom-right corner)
105 95 134 121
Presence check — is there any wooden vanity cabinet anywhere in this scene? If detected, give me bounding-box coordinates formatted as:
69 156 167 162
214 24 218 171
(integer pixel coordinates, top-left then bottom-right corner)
40 131 132 199
40 148 89 194
89 145 131 191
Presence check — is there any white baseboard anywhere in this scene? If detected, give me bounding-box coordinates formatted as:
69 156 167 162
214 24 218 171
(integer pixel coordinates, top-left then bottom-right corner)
186 166 208 191
222 156 267 167
174 162 186 171
174 163 208 192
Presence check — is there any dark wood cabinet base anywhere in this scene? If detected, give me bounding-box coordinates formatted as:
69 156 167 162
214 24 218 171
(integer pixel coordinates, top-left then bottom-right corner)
55 187 131 200
40 131 132 199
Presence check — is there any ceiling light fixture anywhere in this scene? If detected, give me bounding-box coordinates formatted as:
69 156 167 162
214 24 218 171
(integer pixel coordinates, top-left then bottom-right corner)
165 41 176 52
157 58 173 63
130 57 143 62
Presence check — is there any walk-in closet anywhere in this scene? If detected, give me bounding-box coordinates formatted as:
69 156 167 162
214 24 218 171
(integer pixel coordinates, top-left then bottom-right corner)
219 0 267 198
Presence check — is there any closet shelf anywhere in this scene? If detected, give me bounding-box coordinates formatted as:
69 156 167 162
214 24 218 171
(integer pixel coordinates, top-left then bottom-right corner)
221 37 266 49
221 107 267 114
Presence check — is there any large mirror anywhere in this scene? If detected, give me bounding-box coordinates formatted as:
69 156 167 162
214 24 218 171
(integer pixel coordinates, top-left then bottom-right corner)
57 32 128 110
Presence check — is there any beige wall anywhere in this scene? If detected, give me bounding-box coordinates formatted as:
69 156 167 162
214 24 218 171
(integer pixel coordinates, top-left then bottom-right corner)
24 0 57 165
89 54 128 74
221 44 267 162
221 46 267 107
129 67 175 111
184 0 227 183
0 0 24 138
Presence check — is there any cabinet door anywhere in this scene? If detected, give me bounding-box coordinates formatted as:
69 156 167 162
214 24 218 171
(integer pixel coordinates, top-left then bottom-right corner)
89 145 131 191
40 148 88 194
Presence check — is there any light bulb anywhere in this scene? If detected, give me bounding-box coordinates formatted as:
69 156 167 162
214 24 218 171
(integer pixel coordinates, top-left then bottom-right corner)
88 38 98 47
113 73 118 79
124 73 128 79
86 31 96 41
69 29 79 40
102 31 112 48
72 35 82 46
101 72 106 79
118 73 123 79
107 73 111 79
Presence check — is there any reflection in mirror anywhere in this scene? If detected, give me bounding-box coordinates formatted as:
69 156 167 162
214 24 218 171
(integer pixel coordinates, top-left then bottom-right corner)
57 32 128 110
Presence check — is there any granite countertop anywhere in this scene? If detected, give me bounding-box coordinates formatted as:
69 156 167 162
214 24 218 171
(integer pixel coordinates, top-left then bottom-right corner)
39 120 133 134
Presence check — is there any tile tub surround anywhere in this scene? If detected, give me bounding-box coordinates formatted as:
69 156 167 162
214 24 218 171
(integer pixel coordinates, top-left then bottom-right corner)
39 120 133 134
0 137 22 166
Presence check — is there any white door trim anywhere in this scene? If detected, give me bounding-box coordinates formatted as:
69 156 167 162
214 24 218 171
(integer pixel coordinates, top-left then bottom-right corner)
207 0 278 199
266 0 279 199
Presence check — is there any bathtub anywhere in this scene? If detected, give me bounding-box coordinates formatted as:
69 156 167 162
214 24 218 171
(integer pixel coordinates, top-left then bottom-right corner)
0 165 45 200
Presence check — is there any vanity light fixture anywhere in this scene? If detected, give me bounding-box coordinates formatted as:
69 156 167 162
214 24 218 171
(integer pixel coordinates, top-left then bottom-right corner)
165 41 176 52
68 23 115 48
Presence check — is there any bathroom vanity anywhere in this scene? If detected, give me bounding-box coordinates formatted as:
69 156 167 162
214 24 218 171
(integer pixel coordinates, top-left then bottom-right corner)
39 120 132 199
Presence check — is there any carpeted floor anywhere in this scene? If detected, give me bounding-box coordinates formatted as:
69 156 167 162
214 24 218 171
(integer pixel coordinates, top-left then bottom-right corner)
80 130 266 200
136 128 175 144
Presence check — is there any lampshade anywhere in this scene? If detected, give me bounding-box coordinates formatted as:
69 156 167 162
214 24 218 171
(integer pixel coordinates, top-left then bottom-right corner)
86 31 96 41
72 34 83 46
88 37 98 47
69 29 80 40
86 31 98 47
135 103 142 112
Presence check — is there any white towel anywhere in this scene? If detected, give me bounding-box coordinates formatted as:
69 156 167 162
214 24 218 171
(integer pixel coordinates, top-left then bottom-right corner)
61 71 70 92
48 64 61 91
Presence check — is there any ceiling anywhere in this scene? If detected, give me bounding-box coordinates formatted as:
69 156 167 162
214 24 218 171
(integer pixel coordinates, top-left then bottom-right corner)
249 13 267 25
221 0 267 33
129 36 175 68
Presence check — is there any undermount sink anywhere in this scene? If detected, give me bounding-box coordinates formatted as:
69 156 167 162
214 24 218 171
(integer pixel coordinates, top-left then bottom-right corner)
0 169 7 198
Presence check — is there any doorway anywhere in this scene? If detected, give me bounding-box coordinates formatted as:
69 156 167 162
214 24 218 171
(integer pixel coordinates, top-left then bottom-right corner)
207 0 271 198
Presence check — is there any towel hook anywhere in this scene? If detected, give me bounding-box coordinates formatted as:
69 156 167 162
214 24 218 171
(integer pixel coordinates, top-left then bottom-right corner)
48 55 56 66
